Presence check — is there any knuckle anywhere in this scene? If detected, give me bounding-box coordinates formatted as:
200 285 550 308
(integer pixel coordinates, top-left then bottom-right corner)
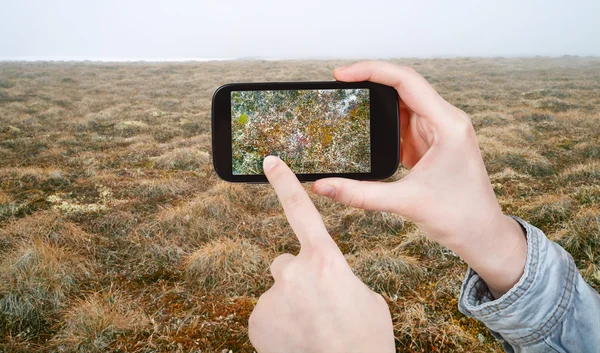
396 65 419 78
401 66 419 75
346 189 366 209
270 254 295 281
447 108 475 137
310 247 346 273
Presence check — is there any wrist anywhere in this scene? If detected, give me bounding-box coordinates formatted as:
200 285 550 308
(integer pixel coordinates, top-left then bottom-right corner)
448 213 528 298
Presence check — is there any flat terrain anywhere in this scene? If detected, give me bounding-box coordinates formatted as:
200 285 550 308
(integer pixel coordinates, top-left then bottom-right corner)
0 58 599 352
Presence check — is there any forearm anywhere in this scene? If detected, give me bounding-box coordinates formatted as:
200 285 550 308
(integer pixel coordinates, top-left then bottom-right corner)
458 217 600 351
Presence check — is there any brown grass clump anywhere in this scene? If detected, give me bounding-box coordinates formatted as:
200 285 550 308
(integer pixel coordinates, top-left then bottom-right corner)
333 208 405 235
553 208 600 255
150 194 246 246
91 210 137 238
132 178 191 201
477 135 554 176
470 112 511 129
574 185 600 206
347 249 425 296
0 190 20 221
184 237 269 295
0 211 91 252
392 302 478 351
489 168 531 183
0 241 92 336
574 141 600 159
113 120 150 136
51 291 148 352
480 144 553 177
151 147 210 171
148 182 282 247
398 229 453 261
0 167 70 187
561 162 600 184
521 195 574 231
0 190 12 204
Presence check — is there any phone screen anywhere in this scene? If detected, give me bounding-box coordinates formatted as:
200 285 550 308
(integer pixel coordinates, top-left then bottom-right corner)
231 89 370 175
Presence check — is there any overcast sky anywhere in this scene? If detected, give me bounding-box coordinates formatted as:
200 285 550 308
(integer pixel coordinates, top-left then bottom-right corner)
1 0 599 60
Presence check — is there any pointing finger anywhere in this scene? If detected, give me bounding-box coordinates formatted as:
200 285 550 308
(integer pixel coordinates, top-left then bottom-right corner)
263 156 335 250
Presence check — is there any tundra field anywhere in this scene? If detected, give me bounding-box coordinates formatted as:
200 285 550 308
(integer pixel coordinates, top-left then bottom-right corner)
0 58 599 352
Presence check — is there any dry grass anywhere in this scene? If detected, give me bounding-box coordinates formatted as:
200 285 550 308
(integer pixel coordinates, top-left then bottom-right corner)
346 249 425 296
0 241 92 337
51 291 148 353
185 238 270 296
0 57 599 352
0 211 91 251
561 162 600 184
151 147 211 171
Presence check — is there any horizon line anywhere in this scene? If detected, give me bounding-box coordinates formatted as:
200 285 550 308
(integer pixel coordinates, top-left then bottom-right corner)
0 54 595 63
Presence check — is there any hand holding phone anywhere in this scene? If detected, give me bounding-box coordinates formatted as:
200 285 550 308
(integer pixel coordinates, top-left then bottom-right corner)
212 81 399 182
312 61 528 299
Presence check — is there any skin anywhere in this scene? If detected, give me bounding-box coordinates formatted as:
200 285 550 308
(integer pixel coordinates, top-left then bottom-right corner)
248 61 528 352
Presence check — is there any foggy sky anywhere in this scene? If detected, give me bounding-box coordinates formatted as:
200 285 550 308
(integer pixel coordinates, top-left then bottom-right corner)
1 0 599 60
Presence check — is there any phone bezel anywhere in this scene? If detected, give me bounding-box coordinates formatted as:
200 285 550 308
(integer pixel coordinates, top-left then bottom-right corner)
212 81 399 183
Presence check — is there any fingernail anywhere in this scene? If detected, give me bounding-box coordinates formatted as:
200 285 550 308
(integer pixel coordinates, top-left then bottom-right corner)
316 184 336 198
263 156 278 172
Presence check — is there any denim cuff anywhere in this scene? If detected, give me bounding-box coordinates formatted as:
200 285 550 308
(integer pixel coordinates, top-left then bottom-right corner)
458 216 577 346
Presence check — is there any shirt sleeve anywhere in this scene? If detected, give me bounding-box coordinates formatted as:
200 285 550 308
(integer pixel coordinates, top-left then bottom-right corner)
458 216 600 353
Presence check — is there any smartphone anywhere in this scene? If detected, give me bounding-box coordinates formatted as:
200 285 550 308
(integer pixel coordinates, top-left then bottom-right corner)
211 81 399 183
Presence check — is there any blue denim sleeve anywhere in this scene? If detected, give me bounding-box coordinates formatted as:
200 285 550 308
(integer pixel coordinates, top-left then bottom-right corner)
458 216 600 353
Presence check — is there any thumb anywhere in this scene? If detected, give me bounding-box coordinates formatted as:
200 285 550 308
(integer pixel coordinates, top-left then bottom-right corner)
312 178 413 214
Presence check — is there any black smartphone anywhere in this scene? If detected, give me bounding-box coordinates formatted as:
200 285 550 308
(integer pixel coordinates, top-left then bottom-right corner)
211 81 399 183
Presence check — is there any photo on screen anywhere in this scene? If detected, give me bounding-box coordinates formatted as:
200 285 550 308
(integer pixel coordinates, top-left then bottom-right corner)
231 89 370 175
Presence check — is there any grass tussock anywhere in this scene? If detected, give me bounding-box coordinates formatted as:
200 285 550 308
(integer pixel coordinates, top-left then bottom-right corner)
91 210 137 238
0 167 70 188
0 241 92 336
561 162 600 184
522 195 574 231
132 178 192 201
347 249 425 296
489 168 531 183
0 211 91 252
574 141 600 159
334 208 405 234
151 147 210 171
553 208 600 255
477 135 554 176
184 238 269 295
392 302 481 351
574 185 600 206
151 194 246 246
398 229 454 261
51 291 148 353
113 120 150 136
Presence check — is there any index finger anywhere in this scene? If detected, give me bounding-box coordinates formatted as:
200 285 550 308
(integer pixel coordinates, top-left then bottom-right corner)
263 156 334 250
333 61 449 121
